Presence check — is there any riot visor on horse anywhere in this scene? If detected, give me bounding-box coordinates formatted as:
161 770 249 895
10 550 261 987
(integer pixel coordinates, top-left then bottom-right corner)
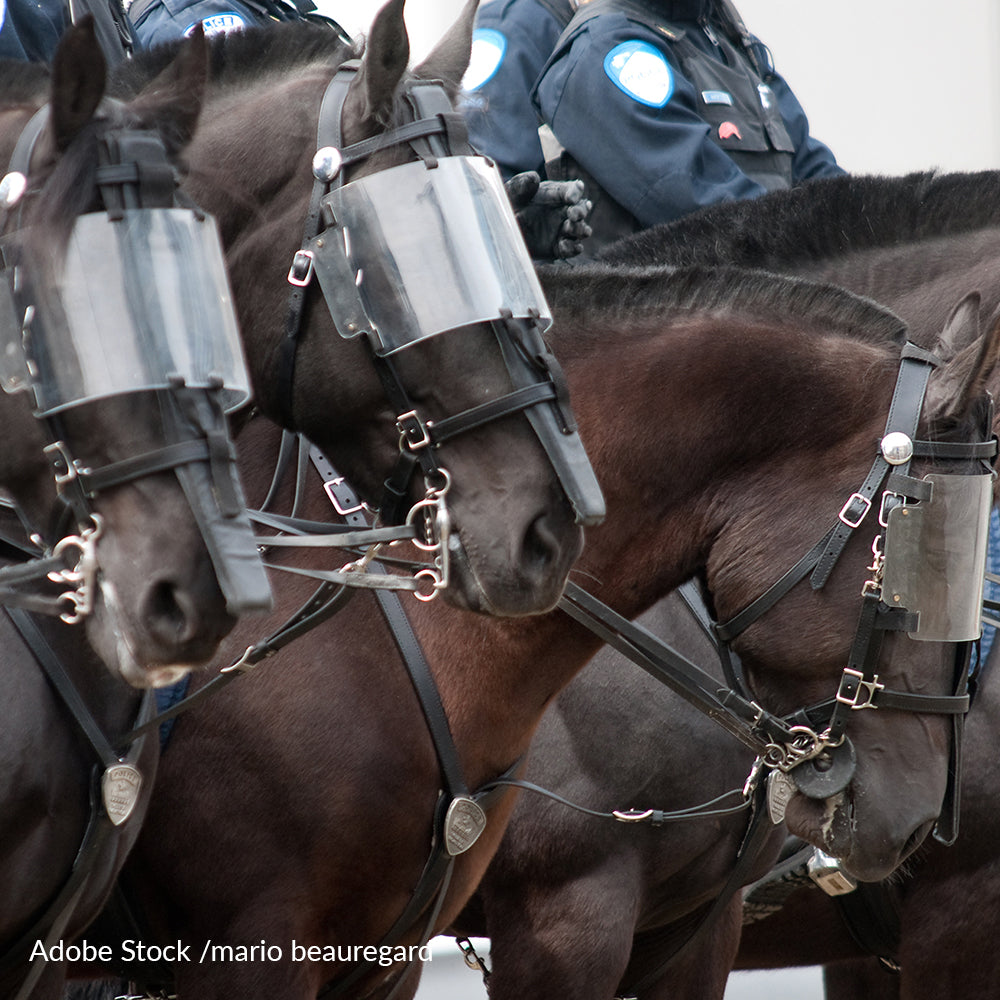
0 22 270 688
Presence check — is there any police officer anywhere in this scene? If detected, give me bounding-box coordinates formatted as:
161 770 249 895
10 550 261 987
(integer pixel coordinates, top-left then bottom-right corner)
466 0 843 251
0 0 67 60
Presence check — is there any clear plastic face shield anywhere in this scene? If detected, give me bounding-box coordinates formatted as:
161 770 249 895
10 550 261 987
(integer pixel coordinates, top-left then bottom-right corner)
881 473 994 641
0 209 251 414
306 156 553 353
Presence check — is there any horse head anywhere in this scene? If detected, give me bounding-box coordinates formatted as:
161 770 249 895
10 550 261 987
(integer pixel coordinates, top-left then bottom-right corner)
168 0 595 617
0 19 269 687
707 304 1000 881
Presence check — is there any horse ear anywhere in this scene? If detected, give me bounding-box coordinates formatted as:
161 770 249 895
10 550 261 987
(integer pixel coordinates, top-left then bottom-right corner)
925 305 1000 424
48 16 107 152
932 291 982 362
412 0 478 93
342 0 410 144
127 26 208 155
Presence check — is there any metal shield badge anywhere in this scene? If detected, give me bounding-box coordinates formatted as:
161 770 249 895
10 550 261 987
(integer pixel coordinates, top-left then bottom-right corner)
443 795 487 856
101 762 144 826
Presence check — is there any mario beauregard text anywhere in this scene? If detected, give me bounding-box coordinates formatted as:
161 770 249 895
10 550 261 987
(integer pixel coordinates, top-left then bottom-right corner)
31 939 434 966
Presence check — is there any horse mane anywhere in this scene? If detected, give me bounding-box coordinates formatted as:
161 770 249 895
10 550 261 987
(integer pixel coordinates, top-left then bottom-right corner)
539 261 908 349
599 171 1000 269
109 21 359 99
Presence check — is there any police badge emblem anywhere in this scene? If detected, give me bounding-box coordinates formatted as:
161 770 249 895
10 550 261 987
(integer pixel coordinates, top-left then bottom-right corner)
766 768 795 825
101 763 143 826
443 795 487 856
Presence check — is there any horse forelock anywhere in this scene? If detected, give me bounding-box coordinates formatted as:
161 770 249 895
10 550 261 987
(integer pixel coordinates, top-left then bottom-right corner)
599 170 1000 270
539 262 907 352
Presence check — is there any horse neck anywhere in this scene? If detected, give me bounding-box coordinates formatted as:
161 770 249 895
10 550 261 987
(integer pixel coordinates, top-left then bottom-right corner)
413 309 893 779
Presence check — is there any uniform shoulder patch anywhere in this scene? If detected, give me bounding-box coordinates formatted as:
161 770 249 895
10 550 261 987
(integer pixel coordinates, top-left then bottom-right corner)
603 40 673 108
464 28 507 91
187 12 247 36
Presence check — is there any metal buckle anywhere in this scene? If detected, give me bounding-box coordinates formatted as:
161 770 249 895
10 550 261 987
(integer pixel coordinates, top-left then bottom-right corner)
287 249 315 287
397 410 433 451
878 490 903 527
43 441 81 487
322 477 366 517
838 492 871 528
835 667 884 710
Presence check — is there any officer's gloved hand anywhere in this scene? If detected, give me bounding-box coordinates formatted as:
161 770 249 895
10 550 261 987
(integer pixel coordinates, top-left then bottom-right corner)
505 171 592 261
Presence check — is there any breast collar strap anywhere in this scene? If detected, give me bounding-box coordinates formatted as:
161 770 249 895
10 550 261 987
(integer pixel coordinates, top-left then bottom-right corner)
0 606 155 994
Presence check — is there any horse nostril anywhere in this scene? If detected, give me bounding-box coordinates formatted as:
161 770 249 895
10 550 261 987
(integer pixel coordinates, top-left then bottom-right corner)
143 579 200 647
522 512 562 577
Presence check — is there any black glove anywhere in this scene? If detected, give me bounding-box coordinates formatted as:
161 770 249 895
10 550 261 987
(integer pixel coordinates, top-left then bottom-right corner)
505 171 592 261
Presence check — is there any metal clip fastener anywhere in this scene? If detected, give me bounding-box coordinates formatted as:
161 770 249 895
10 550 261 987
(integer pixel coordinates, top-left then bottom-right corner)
838 492 871 528
397 410 433 451
835 667 884 710
221 645 258 674
287 249 315 287
43 441 82 488
612 808 656 823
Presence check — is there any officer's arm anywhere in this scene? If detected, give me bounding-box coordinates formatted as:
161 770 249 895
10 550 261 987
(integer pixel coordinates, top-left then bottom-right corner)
767 72 845 182
464 7 562 180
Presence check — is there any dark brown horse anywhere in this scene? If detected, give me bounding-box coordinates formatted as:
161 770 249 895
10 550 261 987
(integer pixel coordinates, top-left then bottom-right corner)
71 250 997 1000
610 170 1000 1000
448 170 1000 1000
0 24 256 686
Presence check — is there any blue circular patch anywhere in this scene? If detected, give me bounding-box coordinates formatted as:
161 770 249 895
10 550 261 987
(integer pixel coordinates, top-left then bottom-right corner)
603 40 673 108
464 28 507 91
186 12 247 36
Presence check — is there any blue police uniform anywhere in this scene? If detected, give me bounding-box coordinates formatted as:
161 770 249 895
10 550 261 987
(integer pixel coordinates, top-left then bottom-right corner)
127 0 346 52
533 0 842 241
0 0 67 61
463 0 573 180
128 0 256 47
